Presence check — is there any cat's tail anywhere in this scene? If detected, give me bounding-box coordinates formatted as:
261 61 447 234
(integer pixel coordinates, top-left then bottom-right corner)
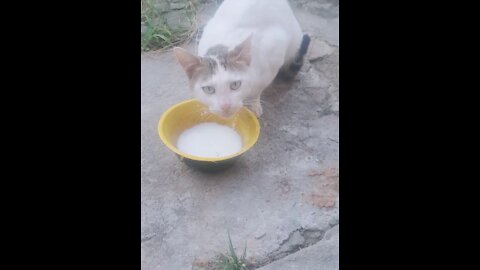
276 34 311 81
297 34 311 63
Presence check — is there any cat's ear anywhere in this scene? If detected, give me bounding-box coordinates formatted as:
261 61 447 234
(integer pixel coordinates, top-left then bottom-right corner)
173 47 201 79
229 34 252 66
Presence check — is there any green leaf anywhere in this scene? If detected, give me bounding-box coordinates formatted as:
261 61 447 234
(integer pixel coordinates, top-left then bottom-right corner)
241 240 247 262
154 33 170 42
161 26 172 36
227 231 238 265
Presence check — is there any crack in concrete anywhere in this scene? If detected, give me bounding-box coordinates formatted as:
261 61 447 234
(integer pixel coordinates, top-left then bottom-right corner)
328 137 339 143
141 233 157 243
250 222 339 269
141 229 168 245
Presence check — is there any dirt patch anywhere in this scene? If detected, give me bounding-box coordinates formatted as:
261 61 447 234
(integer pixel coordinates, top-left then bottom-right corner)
305 167 338 208
275 178 291 197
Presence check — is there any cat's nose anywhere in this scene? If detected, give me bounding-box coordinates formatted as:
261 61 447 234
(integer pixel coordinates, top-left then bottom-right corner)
220 103 231 112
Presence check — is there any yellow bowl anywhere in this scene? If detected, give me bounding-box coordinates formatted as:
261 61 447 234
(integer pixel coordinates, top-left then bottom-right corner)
158 99 260 171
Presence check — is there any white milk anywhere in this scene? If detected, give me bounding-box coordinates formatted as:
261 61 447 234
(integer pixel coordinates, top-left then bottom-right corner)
176 122 243 158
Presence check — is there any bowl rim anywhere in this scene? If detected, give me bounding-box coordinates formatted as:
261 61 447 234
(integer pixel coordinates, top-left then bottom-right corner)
158 99 261 162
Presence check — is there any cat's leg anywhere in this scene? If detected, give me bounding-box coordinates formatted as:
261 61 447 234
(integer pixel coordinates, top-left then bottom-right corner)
247 96 263 117
248 28 290 117
244 88 264 117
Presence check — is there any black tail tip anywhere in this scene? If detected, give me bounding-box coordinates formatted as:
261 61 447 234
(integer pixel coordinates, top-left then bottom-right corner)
299 34 311 56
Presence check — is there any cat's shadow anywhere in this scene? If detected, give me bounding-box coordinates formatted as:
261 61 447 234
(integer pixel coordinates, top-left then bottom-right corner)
260 76 299 119
186 157 250 181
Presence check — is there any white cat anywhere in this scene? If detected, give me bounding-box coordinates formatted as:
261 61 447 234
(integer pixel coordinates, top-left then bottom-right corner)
174 0 309 118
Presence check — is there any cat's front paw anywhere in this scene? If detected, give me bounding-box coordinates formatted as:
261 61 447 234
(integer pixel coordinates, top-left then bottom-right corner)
249 102 263 117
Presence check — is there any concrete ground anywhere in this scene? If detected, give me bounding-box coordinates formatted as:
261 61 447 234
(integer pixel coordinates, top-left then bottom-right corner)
141 1 339 269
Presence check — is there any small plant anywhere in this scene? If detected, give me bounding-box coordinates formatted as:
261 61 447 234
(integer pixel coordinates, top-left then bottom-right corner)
214 231 248 270
141 0 197 51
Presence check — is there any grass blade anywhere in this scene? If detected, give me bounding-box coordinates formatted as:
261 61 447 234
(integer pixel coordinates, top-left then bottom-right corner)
227 231 238 265
241 240 247 262
154 33 170 42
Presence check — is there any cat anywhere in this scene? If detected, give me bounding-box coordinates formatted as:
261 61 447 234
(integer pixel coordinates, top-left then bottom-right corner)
173 0 310 118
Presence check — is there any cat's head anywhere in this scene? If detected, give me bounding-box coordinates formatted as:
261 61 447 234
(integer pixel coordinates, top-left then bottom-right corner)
173 36 252 118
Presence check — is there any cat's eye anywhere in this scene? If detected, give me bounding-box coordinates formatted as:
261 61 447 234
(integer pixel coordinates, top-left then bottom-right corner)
230 80 242 90
202 86 215 95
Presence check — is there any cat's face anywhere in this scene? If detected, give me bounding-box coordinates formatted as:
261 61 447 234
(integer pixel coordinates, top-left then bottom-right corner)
174 36 252 118
192 63 249 118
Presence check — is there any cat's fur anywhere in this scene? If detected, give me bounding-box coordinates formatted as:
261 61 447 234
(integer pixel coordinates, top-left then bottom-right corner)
174 0 309 118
